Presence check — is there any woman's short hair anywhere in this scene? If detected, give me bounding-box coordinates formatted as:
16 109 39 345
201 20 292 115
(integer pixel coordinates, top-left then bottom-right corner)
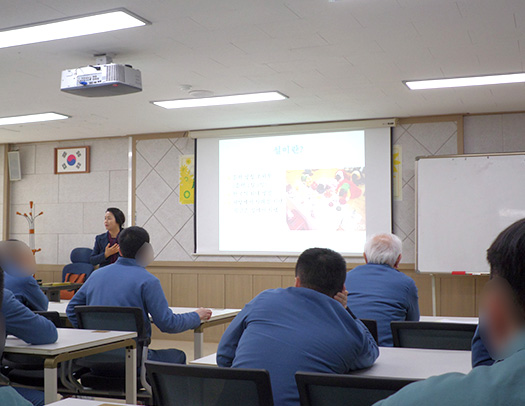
364 233 403 267
106 207 126 229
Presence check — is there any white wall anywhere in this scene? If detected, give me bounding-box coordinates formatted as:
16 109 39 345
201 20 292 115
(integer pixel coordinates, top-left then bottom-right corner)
464 113 525 153
9 138 129 265
135 123 460 264
11 112 525 266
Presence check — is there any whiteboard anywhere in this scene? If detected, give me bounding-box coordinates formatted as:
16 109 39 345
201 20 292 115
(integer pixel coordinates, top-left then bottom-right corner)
416 153 525 274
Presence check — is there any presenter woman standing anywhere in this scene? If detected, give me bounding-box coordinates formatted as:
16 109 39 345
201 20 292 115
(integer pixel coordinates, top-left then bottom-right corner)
90 208 125 268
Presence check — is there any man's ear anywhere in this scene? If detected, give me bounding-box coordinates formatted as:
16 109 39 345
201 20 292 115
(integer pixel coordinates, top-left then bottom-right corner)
394 254 402 268
295 277 301 288
363 253 368 263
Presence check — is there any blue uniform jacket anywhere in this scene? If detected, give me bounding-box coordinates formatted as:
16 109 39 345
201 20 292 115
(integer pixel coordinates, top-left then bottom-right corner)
66 257 201 337
217 287 379 406
346 263 420 346
4 263 48 312
90 232 118 268
2 289 57 345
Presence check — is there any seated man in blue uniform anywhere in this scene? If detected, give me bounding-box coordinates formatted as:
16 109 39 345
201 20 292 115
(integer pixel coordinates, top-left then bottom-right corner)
346 233 419 346
1 240 48 311
217 247 379 406
374 218 525 406
2 280 58 406
67 226 212 364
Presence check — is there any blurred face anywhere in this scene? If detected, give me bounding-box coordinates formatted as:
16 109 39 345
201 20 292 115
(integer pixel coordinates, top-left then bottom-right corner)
481 277 522 355
104 211 118 231
13 243 36 274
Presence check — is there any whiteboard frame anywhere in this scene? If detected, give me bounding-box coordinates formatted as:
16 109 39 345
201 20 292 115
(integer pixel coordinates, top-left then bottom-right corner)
415 151 525 275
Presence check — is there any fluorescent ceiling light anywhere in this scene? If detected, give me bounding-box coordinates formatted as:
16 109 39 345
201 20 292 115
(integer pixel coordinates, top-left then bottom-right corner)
0 112 69 126
152 91 288 109
0 9 148 49
405 72 525 90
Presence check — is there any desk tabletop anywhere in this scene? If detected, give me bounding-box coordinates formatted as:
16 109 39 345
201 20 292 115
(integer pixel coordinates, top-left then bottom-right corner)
4 328 136 356
50 399 136 405
420 316 479 324
348 346 472 380
191 347 472 380
48 301 240 324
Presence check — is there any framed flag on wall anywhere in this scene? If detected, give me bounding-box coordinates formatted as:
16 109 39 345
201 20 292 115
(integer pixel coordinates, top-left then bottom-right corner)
54 146 90 174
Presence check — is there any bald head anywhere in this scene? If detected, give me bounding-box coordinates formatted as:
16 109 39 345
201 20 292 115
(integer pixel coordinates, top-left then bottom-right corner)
363 233 402 268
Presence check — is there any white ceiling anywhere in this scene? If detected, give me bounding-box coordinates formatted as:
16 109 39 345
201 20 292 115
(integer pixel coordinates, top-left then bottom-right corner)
1 0 525 142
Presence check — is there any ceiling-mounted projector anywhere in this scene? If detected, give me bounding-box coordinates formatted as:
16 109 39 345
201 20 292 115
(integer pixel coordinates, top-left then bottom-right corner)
60 54 142 97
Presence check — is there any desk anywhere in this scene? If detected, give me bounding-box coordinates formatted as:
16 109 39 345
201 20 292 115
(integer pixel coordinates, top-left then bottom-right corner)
47 301 239 359
191 347 472 381
50 400 136 405
347 347 472 380
4 328 137 405
50 400 136 406
168 307 240 359
420 316 479 325
40 284 83 302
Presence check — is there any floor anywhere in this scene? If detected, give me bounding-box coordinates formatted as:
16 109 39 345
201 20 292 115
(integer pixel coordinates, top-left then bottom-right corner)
74 340 219 404
149 339 219 360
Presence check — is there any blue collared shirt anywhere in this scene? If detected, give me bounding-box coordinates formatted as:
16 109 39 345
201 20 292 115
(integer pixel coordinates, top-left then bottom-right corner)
2 288 57 345
346 263 420 346
217 287 379 406
3 262 48 312
66 257 200 337
375 330 525 406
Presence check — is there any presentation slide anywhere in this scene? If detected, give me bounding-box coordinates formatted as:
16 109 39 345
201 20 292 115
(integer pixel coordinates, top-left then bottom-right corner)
219 131 366 253
195 127 392 256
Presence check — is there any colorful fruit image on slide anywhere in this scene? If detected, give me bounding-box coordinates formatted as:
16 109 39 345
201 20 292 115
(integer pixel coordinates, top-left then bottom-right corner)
285 168 365 231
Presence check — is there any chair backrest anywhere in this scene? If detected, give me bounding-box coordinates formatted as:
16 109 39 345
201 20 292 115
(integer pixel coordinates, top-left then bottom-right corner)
74 305 148 344
62 248 95 282
71 247 93 264
0 313 6 360
391 321 476 350
295 372 414 406
34 311 64 328
359 319 378 345
74 306 149 366
146 361 274 406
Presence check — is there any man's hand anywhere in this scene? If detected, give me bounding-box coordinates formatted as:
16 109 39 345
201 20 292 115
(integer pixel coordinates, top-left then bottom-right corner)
196 308 212 321
104 243 120 258
334 290 349 309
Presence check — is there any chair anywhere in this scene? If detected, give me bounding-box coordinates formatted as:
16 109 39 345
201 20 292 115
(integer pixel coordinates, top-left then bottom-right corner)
0 314 10 385
146 361 274 406
295 372 414 406
61 248 94 300
73 306 151 398
359 319 379 345
34 311 64 328
391 321 476 350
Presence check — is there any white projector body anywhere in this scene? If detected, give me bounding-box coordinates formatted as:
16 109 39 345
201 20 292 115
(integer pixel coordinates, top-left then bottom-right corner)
60 63 142 97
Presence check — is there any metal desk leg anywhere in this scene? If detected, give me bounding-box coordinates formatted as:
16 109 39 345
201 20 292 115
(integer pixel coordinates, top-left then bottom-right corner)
194 330 204 360
125 345 137 405
44 366 59 404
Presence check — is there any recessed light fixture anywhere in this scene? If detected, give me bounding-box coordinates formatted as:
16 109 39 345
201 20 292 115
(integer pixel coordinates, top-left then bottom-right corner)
404 72 525 90
0 112 69 126
0 9 149 49
152 91 288 109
